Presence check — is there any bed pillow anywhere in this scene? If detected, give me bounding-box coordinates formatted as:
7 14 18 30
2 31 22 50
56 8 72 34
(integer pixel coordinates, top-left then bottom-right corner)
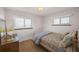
58 33 72 48
63 34 72 46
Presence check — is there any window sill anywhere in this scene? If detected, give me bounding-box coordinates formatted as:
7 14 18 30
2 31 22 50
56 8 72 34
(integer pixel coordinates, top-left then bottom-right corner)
14 28 33 30
52 24 72 26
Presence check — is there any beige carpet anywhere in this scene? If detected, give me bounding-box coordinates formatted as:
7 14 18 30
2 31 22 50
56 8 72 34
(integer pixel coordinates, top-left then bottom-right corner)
19 39 48 52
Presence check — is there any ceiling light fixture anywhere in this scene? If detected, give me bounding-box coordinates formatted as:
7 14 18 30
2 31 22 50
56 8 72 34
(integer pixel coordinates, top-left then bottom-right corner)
38 7 44 11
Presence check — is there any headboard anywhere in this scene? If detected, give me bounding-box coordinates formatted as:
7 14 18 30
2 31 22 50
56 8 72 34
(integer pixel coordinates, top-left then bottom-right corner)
72 31 78 52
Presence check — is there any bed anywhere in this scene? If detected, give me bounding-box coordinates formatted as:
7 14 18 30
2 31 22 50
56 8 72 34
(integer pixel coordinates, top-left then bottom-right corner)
33 31 78 52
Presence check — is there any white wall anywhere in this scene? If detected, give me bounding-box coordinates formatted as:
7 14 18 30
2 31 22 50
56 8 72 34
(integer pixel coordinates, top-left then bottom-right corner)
0 8 5 20
0 8 5 33
43 8 79 33
5 9 43 42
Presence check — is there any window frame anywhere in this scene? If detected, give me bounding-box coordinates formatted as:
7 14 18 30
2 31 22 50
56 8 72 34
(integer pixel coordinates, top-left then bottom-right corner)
53 16 71 26
14 17 32 30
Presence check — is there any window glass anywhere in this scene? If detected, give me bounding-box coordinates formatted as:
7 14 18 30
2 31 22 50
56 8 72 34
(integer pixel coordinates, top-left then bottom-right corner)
14 18 24 28
25 19 32 28
61 16 69 24
54 18 60 24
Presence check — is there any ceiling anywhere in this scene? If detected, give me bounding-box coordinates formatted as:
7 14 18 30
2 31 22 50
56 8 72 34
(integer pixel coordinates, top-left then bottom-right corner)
6 7 75 16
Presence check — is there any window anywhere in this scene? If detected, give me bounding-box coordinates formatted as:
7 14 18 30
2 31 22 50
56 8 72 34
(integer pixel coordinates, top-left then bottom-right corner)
54 18 60 24
25 19 32 28
14 18 24 28
61 16 69 24
53 16 71 26
14 17 32 29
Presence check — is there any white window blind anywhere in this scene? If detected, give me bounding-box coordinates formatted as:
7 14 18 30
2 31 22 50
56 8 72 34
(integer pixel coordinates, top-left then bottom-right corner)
14 17 32 29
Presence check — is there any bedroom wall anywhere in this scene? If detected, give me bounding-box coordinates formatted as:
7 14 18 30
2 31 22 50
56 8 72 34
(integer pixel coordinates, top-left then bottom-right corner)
0 8 5 32
43 8 79 40
5 9 44 42
0 8 5 20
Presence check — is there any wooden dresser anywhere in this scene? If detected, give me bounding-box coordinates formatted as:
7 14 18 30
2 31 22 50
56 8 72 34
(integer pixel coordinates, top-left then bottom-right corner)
0 41 19 52
0 33 19 52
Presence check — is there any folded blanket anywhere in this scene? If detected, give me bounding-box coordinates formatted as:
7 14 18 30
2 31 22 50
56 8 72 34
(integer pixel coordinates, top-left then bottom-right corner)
33 32 49 45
